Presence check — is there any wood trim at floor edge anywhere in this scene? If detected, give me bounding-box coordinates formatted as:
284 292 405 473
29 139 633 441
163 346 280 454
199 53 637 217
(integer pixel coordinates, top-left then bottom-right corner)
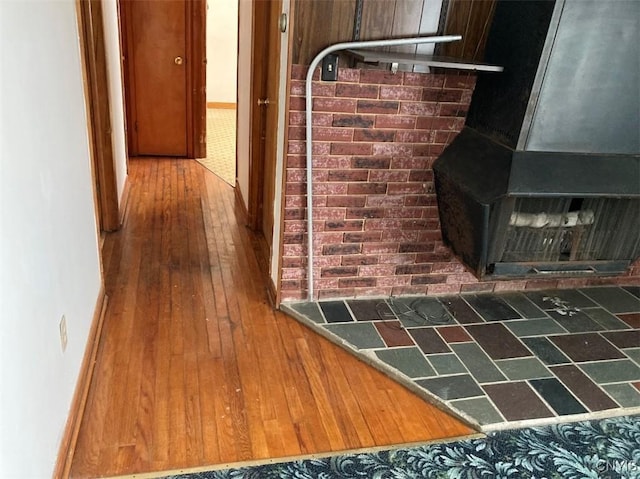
53 286 109 479
265 273 278 308
233 179 248 221
233 180 278 307
118 173 132 227
207 101 237 110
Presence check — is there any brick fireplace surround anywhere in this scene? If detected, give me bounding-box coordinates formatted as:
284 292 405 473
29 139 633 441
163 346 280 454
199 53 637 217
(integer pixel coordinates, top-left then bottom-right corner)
280 65 640 301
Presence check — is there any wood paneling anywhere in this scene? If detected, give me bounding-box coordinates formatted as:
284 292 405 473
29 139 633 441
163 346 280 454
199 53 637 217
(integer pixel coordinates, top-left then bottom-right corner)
292 0 356 66
292 0 497 65
440 0 496 60
359 0 395 41
69 160 474 478
390 0 426 40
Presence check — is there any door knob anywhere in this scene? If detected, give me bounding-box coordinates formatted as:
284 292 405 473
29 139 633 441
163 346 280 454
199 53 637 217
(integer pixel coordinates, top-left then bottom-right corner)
257 98 270 106
174 56 183 65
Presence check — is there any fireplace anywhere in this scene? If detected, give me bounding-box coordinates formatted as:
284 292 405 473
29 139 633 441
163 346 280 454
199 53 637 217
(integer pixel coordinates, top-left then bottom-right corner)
433 0 640 280
434 128 640 278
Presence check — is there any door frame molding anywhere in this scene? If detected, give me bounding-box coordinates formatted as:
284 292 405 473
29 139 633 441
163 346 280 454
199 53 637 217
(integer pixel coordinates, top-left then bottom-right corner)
118 0 206 159
247 0 269 230
78 0 120 232
247 0 294 303
188 0 207 159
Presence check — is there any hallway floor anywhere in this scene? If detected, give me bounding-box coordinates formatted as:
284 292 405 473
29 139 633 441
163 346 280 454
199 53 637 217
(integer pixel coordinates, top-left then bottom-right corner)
69 159 472 479
283 287 640 431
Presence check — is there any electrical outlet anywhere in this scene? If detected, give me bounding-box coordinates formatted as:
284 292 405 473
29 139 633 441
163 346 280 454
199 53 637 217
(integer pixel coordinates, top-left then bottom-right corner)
59 315 68 352
321 54 339 81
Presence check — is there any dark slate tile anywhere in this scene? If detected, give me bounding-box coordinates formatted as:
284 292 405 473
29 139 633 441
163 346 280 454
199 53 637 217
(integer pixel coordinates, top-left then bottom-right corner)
409 328 450 354
464 323 532 360
550 333 625 362
450 397 504 425
325 323 385 349
465 294 522 321
499 292 549 319
347 299 396 321
602 384 640 407
287 302 326 324
525 289 596 310
547 310 604 333
522 337 571 365
428 353 467 375
602 330 640 349
437 325 473 343
417 374 483 400
389 297 454 328
618 313 640 329
625 348 640 366
579 359 640 383
374 347 435 378
440 296 484 324
505 318 567 337
623 286 640 299
495 357 552 380
579 287 640 313
483 382 553 421
409 297 457 325
583 308 632 331
551 364 619 411
319 301 354 323
388 303 428 327
451 343 506 383
374 321 415 347
528 378 587 415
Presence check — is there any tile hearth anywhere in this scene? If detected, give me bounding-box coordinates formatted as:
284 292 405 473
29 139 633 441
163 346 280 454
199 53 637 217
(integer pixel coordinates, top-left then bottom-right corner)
281 286 640 431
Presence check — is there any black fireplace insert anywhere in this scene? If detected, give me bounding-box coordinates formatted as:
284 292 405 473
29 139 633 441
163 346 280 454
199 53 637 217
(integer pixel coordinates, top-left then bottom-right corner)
433 0 640 279
434 128 640 279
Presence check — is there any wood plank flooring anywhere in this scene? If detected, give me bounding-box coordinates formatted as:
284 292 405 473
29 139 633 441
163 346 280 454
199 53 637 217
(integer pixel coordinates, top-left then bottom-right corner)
70 159 474 478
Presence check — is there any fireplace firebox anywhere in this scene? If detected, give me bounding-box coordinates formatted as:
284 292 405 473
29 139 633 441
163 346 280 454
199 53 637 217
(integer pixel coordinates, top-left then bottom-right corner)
434 128 640 278
433 0 640 279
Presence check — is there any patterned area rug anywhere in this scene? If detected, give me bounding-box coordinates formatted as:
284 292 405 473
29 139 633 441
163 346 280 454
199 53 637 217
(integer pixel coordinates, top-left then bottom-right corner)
198 108 236 186
162 415 640 478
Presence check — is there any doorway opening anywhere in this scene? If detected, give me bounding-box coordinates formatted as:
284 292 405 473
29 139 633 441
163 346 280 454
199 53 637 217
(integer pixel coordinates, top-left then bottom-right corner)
202 108 236 186
197 0 238 187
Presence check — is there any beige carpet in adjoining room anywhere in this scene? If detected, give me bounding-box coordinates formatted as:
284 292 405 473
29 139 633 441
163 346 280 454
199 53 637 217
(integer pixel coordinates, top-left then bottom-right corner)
198 108 236 186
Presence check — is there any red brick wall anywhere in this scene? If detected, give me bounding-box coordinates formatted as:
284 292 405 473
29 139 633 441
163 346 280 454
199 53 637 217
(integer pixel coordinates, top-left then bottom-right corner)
281 65 640 301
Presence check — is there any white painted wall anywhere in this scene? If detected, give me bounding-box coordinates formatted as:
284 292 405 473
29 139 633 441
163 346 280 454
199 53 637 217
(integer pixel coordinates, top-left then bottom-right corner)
206 0 238 104
102 0 128 204
236 0 252 205
0 1 103 477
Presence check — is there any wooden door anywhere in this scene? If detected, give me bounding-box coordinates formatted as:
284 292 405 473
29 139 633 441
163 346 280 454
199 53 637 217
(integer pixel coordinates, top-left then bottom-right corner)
121 0 206 158
249 0 282 255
